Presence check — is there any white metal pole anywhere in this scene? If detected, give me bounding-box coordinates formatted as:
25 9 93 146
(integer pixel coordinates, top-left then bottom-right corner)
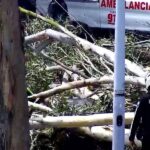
112 0 125 150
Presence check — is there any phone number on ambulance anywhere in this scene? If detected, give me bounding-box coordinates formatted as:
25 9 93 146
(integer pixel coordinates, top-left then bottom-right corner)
107 13 116 24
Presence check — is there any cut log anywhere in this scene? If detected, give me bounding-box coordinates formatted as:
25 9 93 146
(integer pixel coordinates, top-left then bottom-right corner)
29 121 141 148
30 112 134 128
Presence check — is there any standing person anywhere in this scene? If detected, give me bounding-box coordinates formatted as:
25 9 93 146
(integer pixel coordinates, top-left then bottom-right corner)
129 74 150 150
48 0 68 21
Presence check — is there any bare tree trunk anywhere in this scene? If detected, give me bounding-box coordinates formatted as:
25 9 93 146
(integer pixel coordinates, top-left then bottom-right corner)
30 112 134 128
0 0 30 149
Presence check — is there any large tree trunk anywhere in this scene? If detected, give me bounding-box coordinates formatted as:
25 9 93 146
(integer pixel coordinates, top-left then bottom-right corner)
0 0 30 149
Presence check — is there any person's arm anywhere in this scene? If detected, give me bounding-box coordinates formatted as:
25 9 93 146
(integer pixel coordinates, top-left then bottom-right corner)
129 100 143 141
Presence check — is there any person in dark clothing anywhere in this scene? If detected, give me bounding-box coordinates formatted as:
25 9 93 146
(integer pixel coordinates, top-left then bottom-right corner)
48 0 68 21
18 0 36 20
129 74 150 150
18 0 36 12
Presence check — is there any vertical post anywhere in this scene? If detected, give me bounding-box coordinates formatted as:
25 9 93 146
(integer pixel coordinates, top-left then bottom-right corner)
112 0 125 150
0 0 30 149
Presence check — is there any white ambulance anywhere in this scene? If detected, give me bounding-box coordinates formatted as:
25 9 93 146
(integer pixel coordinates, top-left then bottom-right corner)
36 0 150 32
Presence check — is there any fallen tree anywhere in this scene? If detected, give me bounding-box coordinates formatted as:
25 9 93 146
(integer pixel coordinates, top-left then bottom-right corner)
20 7 150 150
30 112 134 127
25 28 147 77
28 75 145 99
79 126 141 148
29 120 141 148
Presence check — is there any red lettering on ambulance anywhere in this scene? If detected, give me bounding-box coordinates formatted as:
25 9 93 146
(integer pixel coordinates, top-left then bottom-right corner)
146 2 150 10
129 2 134 9
149 4 150 10
113 0 116 8
106 0 113 8
134 2 140 10
101 0 106 7
107 13 115 24
101 0 116 8
145 2 148 10
100 0 150 11
125 1 128 9
141 2 145 10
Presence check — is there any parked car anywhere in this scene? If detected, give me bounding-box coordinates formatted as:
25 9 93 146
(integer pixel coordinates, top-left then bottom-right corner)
36 0 150 32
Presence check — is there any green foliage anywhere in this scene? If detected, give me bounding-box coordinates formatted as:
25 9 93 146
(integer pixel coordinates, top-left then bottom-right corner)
25 50 53 93
24 16 150 150
25 16 150 117
125 32 150 67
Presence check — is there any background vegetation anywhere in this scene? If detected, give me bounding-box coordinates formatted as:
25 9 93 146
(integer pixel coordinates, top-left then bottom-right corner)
24 16 150 150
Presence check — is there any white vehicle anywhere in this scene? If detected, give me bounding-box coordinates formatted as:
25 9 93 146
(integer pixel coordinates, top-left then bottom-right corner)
36 0 150 32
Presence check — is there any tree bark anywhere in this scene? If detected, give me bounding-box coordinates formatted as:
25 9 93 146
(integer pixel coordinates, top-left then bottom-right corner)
0 0 30 149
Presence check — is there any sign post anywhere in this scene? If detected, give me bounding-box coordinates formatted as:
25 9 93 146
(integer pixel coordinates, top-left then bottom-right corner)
112 0 125 150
